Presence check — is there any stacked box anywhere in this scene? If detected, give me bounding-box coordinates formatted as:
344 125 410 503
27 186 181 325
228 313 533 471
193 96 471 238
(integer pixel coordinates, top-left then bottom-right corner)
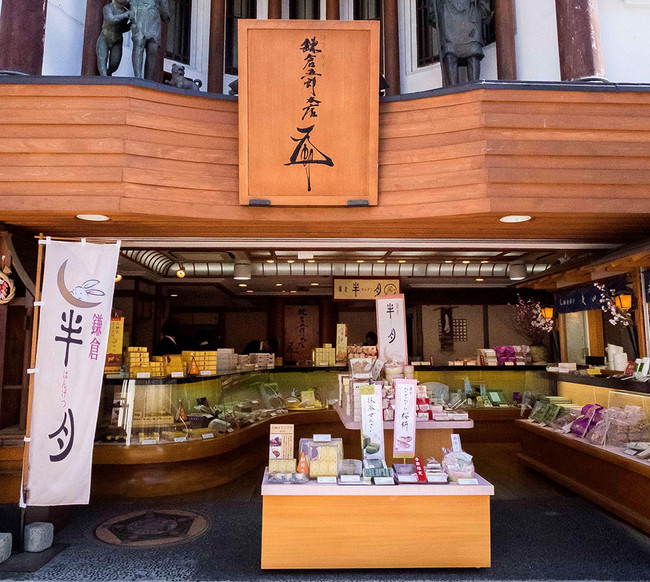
477 349 498 366
250 353 275 369
125 347 150 376
148 359 165 377
312 344 335 366
217 349 238 373
163 354 184 376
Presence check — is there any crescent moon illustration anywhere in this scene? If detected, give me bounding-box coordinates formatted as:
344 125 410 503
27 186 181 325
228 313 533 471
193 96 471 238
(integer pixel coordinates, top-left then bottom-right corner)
57 260 102 308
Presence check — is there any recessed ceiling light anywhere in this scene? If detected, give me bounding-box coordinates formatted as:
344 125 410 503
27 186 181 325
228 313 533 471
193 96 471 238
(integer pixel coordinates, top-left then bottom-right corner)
398 260 406 264
275 283 283 287
246 289 254 293
266 259 275 263
376 260 385 263
287 260 295 264
238 283 247 287
310 282 319 286
445 260 453 264
307 259 316 263
282 290 286 293
500 215 532 223
170 293 178 297
76 214 110 222
481 260 489 264
290 290 297 293
357 259 365 263
176 268 186 278
114 273 122 283
462 260 470 264
476 278 484 282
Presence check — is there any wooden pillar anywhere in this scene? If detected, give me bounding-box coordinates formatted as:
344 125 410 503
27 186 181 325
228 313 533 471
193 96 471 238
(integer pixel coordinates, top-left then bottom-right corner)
81 0 109 76
319 297 337 346
326 0 339 20
383 0 400 96
268 0 282 19
208 0 226 93
632 269 648 358
555 0 605 81
0 234 10 427
494 0 517 79
0 0 48 74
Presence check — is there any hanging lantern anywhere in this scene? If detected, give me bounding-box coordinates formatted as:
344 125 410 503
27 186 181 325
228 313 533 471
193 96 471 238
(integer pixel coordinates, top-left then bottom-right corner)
541 307 554 320
615 293 632 311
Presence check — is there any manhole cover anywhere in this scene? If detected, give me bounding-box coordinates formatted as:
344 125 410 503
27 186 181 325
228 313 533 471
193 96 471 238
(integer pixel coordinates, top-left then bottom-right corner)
95 510 209 547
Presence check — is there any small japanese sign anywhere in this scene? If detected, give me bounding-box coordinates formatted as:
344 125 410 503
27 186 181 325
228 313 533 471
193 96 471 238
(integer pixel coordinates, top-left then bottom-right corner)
393 379 417 459
375 294 408 365
359 383 385 460
333 278 400 301
284 305 319 363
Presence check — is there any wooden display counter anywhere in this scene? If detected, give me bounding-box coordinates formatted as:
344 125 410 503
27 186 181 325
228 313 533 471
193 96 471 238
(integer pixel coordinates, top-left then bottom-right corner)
261 469 493 569
517 419 650 533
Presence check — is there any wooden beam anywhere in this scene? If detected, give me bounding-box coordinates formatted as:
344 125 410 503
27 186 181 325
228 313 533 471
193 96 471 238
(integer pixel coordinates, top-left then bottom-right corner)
383 0 400 96
0 0 48 74
81 0 109 76
494 0 517 79
558 313 568 362
555 0 605 81
208 0 226 93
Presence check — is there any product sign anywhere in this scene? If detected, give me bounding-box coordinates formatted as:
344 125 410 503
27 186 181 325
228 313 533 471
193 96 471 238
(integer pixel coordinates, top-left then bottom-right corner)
333 278 400 301
375 294 408 365
359 383 385 460
284 305 319 363
104 316 124 374
335 323 348 361
238 20 380 206
24 240 120 506
393 379 417 459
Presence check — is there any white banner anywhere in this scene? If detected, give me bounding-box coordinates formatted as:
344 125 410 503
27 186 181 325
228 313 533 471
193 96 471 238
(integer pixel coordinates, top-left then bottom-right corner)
360 383 385 460
25 240 120 506
393 379 417 458
375 294 408 365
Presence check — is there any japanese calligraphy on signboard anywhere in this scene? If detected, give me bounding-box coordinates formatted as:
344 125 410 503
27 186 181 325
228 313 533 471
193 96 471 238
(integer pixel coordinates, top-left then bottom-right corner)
25 240 120 506
284 305 319 363
238 20 380 206
333 278 400 301
375 294 408 365
393 379 417 459
359 383 385 460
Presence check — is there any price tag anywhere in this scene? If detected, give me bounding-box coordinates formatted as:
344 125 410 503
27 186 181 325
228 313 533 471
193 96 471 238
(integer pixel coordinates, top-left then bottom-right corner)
317 476 337 484
426 474 448 483
226 428 234 433
136 372 151 379
339 475 361 484
174 437 187 443
171 372 184 378
457 478 479 485
200 370 213 376
202 433 214 439
451 433 462 452
313 434 331 442
397 474 418 484
371 359 385 381
270 412 277 417
141 439 157 445
373 476 396 486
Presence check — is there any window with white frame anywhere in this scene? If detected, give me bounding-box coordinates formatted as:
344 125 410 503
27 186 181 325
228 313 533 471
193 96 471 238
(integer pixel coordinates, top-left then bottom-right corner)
290 0 321 19
353 0 381 20
167 0 192 64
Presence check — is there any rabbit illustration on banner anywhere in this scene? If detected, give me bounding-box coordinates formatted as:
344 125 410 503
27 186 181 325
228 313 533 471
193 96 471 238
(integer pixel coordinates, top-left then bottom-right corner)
70 280 106 302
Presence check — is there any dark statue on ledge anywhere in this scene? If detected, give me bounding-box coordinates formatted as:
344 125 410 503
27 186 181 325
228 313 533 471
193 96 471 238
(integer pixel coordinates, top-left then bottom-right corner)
96 0 131 76
130 0 170 80
426 0 492 87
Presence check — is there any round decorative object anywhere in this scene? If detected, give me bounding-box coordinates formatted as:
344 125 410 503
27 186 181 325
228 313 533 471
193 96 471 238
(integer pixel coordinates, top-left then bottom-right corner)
94 509 209 547
0 267 15 304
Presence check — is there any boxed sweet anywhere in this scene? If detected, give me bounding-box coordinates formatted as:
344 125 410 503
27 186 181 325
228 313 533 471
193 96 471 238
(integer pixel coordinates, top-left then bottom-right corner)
299 437 343 479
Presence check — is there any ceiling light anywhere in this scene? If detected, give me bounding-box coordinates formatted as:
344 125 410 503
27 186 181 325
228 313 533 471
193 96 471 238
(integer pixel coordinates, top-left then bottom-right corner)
509 261 527 281
290 290 297 293
266 259 275 263
76 214 110 222
445 260 453 264
476 278 484 282
357 260 365 263
310 282 319 286
376 260 385 263
170 293 178 297
307 259 316 263
234 260 251 280
287 260 295 264
238 283 247 287
114 273 122 283
481 260 489 264
246 289 254 293
500 215 532 223
275 283 283 287
176 268 186 278
541 307 554 320
462 260 471 264
398 260 406 264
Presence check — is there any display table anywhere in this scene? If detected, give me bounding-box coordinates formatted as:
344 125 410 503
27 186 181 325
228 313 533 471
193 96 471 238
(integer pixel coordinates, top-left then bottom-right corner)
261 469 493 569
334 404 473 464
517 419 650 533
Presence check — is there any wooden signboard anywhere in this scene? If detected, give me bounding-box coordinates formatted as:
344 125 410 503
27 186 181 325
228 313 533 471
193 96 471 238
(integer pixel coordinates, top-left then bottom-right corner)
238 20 380 206
284 305 319 363
333 278 400 300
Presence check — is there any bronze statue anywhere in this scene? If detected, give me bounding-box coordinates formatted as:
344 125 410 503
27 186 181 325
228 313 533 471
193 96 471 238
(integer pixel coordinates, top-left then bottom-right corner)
426 0 492 86
96 0 131 76
167 63 202 91
130 0 170 80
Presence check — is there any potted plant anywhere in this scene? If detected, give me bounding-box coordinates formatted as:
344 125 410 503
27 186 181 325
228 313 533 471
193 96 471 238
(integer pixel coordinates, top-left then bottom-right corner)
511 296 554 363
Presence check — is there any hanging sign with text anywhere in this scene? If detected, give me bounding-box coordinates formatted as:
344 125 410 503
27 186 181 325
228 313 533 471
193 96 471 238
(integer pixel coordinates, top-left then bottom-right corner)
333 278 400 301
284 305 319 363
238 20 379 206
25 240 120 506
360 383 385 460
375 294 408 365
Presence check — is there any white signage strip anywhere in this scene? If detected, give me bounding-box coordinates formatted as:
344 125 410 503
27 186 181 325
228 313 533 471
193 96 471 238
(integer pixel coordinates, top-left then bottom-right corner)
393 379 417 458
24 240 120 506
375 294 408 365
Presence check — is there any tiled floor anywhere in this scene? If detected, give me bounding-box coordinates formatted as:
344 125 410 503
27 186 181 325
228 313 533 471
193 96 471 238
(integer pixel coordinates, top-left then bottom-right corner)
1 443 649 582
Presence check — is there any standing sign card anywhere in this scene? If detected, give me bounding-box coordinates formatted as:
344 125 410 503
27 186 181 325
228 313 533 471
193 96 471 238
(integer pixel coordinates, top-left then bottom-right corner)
376 295 408 365
393 379 417 458
359 384 385 460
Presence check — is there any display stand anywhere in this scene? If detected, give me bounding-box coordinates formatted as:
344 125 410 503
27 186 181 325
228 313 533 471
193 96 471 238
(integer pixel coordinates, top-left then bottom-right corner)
261 468 493 569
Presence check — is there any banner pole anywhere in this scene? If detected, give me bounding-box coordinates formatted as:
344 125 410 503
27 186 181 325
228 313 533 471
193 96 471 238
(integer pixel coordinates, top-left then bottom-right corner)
19 233 46 545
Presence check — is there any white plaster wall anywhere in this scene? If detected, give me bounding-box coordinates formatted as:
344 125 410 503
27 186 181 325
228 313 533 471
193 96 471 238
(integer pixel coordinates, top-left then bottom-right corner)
513 0 561 81
598 0 650 82
43 0 86 75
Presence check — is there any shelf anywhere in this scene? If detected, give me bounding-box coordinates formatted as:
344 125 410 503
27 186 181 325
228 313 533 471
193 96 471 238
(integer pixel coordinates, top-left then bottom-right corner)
334 404 474 431
261 468 494 496
549 372 650 395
